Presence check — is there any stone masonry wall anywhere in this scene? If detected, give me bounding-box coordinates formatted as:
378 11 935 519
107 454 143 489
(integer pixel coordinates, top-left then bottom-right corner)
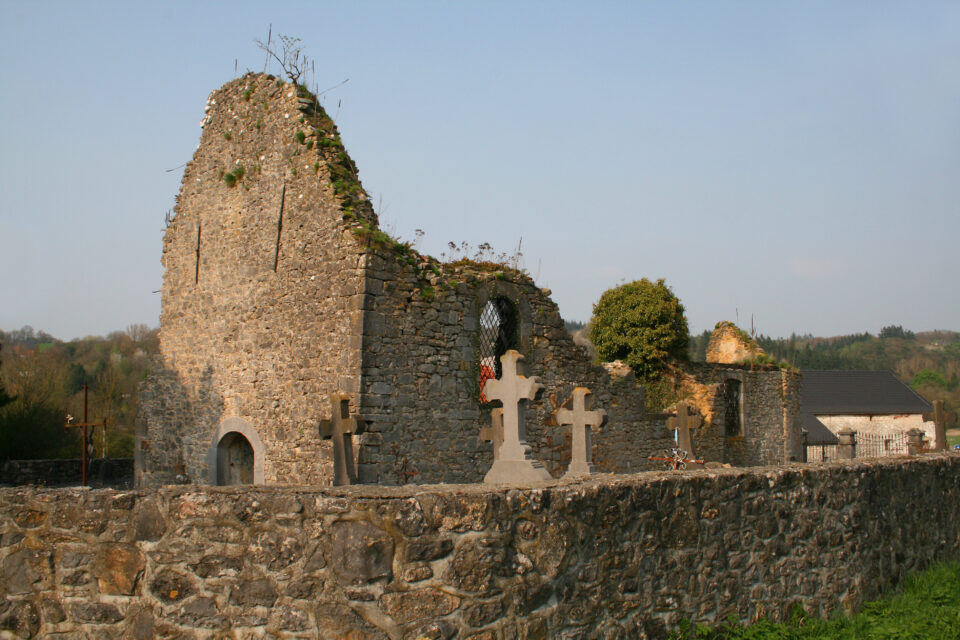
686 364 803 467
357 254 671 485
2 455 959 639
138 74 374 486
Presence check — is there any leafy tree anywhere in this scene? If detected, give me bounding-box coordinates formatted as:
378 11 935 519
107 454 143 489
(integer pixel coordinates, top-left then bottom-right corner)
589 278 689 379
912 369 949 390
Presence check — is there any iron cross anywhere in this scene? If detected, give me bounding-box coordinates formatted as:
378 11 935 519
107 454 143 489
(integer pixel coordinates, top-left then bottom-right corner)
64 384 107 487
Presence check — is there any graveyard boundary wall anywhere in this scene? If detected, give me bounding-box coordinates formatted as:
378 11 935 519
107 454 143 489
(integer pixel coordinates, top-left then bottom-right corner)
0 458 134 489
2 454 960 639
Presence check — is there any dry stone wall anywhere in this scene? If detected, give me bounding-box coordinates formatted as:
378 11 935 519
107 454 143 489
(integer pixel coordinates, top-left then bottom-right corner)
3 455 959 639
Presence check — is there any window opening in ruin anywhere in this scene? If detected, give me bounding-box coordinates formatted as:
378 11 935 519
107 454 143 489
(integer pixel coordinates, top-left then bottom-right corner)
723 379 743 437
195 225 202 284
216 431 254 485
478 297 518 399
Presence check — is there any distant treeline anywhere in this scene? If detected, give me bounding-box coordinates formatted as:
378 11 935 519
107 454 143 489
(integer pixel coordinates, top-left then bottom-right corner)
0 325 159 461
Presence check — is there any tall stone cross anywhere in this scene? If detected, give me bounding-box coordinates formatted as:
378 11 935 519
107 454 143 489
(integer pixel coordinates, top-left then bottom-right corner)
667 401 702 458
479 408 504 462
319 393 365 486
556 387 606 479
483 350 552 484
923 400 958 452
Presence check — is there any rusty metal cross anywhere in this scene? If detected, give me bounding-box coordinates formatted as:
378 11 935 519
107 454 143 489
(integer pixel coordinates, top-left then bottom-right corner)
319 393 364 486
64 384 107 487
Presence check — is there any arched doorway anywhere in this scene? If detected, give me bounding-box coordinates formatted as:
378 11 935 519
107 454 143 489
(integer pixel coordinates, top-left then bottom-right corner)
216 432 254 485
207 417 265 485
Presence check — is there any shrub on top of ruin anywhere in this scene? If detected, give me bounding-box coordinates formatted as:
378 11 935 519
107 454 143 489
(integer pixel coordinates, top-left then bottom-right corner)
590 278 689 380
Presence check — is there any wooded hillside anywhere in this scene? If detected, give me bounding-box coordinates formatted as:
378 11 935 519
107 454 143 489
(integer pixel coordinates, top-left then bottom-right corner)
0 325 158 460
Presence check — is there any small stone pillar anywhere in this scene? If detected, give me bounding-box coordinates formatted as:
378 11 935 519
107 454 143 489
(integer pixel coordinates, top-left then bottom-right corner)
907 428 926 456
838 428 857 460
801 431 808 463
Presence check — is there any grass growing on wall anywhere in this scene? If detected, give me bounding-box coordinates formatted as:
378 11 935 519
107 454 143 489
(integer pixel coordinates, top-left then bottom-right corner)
670 560 960 639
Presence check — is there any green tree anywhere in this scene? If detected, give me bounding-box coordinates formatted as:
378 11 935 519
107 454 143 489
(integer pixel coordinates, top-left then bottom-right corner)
912 369 949 390
589 278 689 379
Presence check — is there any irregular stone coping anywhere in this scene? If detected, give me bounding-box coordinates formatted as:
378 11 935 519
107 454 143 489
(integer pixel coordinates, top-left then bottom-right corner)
4 453 953 500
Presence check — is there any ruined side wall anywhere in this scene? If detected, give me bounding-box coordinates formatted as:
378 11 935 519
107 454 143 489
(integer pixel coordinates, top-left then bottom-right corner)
689 365 803 467
357 256 681 485
2 456 959 639
138 74 372 486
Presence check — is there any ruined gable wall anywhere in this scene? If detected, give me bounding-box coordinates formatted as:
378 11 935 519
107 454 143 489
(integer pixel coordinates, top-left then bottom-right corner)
686 364 802 467
357 255 672 484
3 456 960 638
138 74 373 486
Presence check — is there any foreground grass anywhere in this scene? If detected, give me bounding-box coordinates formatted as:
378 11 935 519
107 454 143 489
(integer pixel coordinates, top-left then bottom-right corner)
671 561 960 639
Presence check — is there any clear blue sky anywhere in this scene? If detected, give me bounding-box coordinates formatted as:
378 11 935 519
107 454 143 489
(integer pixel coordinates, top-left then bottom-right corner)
1 1 958 340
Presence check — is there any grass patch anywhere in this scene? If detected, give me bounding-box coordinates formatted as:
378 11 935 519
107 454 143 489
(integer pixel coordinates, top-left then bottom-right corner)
670 560 960 639
223 165 244 188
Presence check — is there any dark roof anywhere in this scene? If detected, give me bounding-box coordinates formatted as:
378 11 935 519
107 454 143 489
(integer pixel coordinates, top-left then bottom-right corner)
801 370 933 415
801 413 840 445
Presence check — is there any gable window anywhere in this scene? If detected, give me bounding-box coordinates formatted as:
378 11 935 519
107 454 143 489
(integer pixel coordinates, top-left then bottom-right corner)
723 378 743 437
478 297 518 398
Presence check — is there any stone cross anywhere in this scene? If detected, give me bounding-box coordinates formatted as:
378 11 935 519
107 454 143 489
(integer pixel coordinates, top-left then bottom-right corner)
556 387 606 479
666 401 702 458
483 350 552 484
923 400 957 452
478 408 504 462
319 393 364 486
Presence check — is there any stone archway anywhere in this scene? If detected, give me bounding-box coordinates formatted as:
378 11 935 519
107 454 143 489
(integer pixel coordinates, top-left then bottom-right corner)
216 432 254 485
207 417 265 485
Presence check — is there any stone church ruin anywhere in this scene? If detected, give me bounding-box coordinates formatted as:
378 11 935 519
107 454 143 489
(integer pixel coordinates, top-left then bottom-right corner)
136 74 802 488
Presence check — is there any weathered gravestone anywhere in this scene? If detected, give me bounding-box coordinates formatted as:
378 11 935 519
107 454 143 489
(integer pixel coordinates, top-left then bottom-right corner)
478 408 504 462
556 387 606 479
319 394 364 486
483 350 552 484
923 400 958 452
667 400 702 459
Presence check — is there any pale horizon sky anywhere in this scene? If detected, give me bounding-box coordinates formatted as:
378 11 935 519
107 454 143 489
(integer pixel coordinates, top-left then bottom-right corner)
1 1 958 341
